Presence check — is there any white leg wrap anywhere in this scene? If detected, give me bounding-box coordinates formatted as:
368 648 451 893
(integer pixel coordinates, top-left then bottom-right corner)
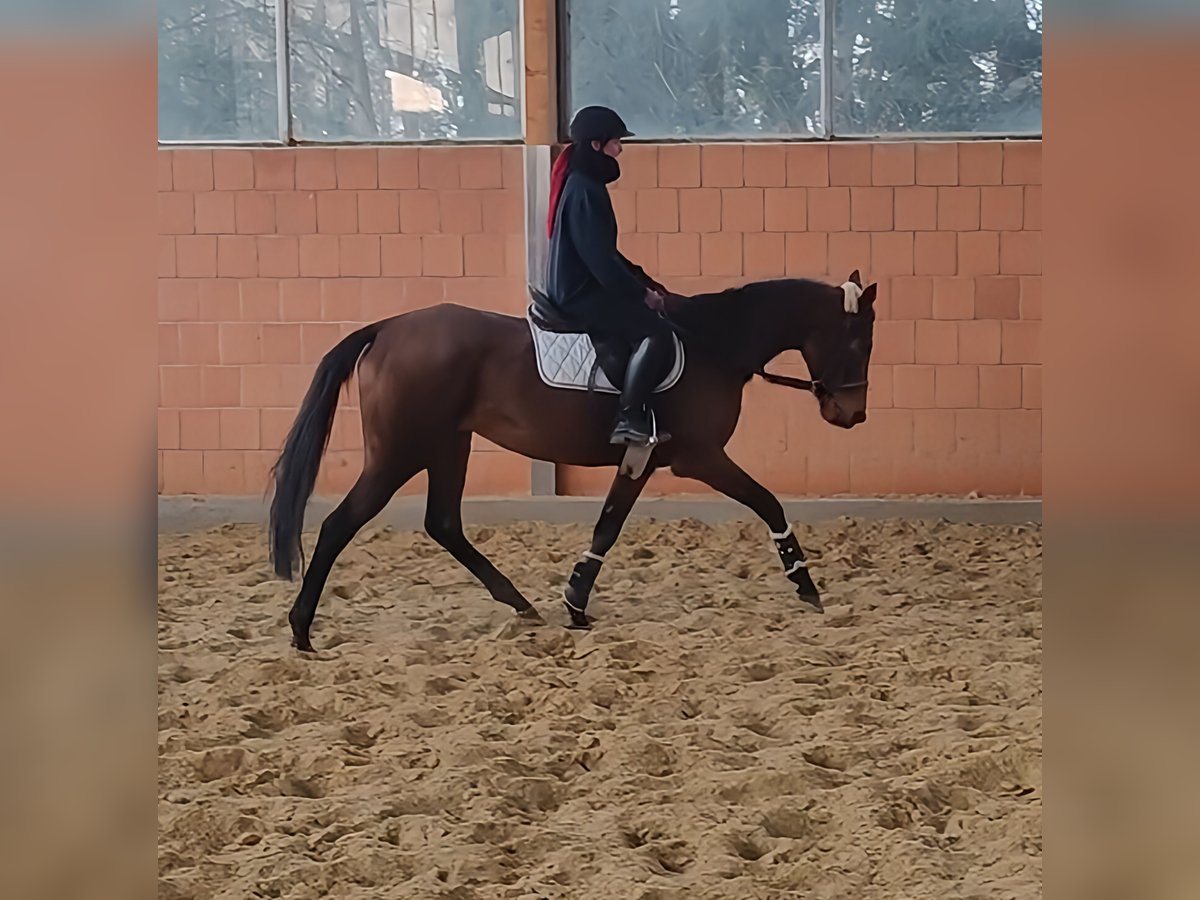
785 560 809 575
582 550 605 563
769 524 794 541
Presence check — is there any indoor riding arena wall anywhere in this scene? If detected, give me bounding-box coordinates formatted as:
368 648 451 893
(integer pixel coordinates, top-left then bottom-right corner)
157 140 1041 500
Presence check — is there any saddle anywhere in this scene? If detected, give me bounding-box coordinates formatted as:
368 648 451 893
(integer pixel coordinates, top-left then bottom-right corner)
527 287 685 396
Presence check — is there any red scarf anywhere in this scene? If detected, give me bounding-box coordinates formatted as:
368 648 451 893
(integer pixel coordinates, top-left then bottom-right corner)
546 144 574 238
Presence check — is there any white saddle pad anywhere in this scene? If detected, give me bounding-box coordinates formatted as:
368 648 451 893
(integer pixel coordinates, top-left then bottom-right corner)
527 315 685 395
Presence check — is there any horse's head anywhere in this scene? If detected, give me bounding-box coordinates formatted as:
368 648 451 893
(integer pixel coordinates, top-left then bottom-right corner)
799 270 877 429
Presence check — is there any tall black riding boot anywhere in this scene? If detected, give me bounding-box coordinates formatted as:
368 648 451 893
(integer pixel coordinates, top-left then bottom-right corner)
610 334 672 446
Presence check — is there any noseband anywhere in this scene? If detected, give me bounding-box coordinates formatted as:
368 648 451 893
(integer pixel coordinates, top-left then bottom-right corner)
756 368 868 397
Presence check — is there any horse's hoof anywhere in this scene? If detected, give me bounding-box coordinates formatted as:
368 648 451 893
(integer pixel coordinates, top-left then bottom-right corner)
797 591 825 614
517 606 547 625
293 635 316 653
564 603 593 630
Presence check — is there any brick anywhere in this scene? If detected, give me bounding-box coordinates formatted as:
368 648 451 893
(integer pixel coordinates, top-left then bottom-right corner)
157 151 173 191
915 320 957 364
871 231 914 276
298 235 340 277
295 149 337 190
253 150 295 190
851 187 893 231
958 232 1000 275
378 148 419 189
1023 186 1041 231
658 232 701 276
913 408 955 452
828 232 871 282
381 234 423 276
980 186 1023 231
1001 321 1041 364
320 278 363 321
610 190 636 232
438 190 483 234
260 408 299 450
829 144 872 186
458 146 504 189
361 278 404 321
482 190 523 233
506 234 525 277
179 409 220 450
874 321 915 364
357 191 400 233
317 191 358 234
958 142 1003 185
999 409 1042 457
679 189 721 232
914 232 957 275
872 143 915 185
464 233 506 276
935 365 978 408
958 320 1002 364
915 143 958 186
785 232 827 277
894 365 934 407
658 145 701 188
159 279 199 322
866 364 894 408
335 148 378 189
616 145 658 188
219 409 260 450
198 280 240 321
172 150 213 191
422 235 463 276
158 408 180 450
274 192 318 234
201 366 241 407
700 232 742 276
1000 231 1041 274
894 186 937 231
417 148 460 189
158 192 194 235
722 188 764 232
786 144 829 187
194 191 235 234
216 235 257 277
809 187 850 232
1003 141 1041 185
932 277 974 319
501 146 524 189
161 366 202 408
764 188 807 232
178 323 219 364
1022 366 1042 408
618 232 657 272
743 233 785 277
701 145 742 187
979 366 1021 409
637 189 680 232
975 276 1020 319
399 190 441 233
338 235 379 277
241 280 280 321
261 323 302 363
1019 277 1041 320
890 277 932 318
302 323 343 364
743 145 787 187
937 187 980 231
159 236 177 278
203 450 247 494
212 150 253 190
806 454 851 496
956 409 1001 454
217 323 261 364
235 191 275 234
161 450 206 493
279 280 322 321
175 236 217 278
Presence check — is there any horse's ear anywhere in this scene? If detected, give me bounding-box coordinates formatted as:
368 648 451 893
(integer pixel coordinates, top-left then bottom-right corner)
847 269 863 289
860 282 878 308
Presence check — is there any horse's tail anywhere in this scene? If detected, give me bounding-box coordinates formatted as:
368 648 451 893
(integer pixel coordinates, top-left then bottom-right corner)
268 322 382 580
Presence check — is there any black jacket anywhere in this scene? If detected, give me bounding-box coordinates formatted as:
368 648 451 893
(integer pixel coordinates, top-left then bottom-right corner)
547 163 661 337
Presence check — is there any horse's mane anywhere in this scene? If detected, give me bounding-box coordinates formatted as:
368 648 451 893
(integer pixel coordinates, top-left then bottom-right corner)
669 278 833 332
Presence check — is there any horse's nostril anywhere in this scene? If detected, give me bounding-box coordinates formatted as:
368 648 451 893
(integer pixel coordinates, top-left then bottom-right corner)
850 410 866 425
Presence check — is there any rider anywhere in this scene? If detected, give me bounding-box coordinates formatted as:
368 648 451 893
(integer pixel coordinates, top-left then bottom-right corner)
545 105 674 447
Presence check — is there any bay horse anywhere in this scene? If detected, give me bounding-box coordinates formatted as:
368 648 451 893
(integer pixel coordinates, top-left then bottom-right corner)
269 271 877 651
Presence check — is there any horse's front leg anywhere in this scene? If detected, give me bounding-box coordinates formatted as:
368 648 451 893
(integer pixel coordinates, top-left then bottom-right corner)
563 469 651 628
672 451 823 612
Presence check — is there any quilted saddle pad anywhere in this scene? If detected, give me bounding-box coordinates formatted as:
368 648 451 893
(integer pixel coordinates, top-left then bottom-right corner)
527 315 685 395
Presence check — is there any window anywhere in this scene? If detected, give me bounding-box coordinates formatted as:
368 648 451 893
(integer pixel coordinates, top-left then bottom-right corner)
158 0 522 142
562 0 1042 139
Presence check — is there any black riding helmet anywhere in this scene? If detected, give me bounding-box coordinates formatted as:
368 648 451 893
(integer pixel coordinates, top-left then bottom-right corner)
568 105 634 146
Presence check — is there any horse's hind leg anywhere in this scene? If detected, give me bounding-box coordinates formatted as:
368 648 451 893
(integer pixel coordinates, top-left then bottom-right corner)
288 463 415 651
424 433 542 622
562 469 651 628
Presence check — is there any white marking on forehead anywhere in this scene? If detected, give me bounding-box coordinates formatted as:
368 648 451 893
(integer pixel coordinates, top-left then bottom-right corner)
841 281 863 314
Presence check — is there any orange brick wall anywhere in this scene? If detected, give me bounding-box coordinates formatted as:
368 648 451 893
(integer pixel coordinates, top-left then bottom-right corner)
557 140 1042 497
157 140 1041 500
157 146 532 497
